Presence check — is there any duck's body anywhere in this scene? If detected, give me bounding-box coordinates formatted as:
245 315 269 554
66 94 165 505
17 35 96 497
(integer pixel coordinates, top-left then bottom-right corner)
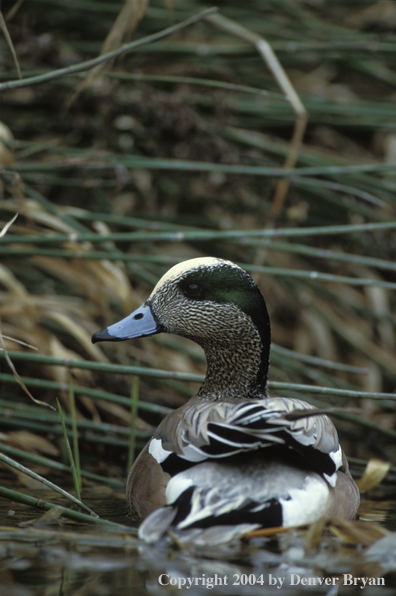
92 257 359 543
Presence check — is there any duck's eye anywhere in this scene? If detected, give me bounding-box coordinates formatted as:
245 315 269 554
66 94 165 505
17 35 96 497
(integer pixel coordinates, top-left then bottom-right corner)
185 283 201 296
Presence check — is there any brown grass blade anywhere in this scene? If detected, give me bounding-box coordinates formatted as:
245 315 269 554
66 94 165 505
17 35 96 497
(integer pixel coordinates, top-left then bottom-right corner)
0 10 22 79
356 458 391 492
0 322 55 410
67 0 149 108
0 213 18 238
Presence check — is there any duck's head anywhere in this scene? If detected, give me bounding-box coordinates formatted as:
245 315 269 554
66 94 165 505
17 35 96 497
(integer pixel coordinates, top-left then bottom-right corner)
92 257 271 399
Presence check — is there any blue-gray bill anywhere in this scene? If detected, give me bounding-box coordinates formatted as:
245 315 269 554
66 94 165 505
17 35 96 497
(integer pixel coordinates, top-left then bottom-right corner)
92 303 162 343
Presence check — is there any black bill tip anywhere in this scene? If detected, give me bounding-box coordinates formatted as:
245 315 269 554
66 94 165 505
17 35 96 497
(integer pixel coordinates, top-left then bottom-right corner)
92 328 118 344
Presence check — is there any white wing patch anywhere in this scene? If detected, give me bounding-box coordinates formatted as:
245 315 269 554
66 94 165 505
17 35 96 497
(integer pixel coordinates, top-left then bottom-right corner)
166 476 193 504
149 438 172 464
323 445 343 487
329 445 343 469
323 473 337 488
280 475 330 527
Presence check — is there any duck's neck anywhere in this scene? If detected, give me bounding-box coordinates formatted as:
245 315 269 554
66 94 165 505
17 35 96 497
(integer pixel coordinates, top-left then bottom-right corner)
197 317 270 401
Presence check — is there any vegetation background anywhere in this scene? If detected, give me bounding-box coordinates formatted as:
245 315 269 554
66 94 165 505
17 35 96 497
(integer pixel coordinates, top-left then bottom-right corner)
1 1 396 590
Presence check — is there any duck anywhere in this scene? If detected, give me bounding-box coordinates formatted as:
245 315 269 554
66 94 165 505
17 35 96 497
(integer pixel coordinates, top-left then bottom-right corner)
92 257 360 543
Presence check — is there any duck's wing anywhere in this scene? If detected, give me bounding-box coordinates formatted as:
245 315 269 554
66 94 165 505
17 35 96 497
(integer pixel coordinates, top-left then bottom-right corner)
135 397 359 543
153 397 342 487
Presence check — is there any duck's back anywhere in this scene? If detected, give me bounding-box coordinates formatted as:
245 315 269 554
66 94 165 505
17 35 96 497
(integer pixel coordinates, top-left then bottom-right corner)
127 396 359 543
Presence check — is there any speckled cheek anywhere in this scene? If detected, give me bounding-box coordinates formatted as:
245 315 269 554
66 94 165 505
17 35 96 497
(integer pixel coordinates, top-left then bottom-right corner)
149 287 190 335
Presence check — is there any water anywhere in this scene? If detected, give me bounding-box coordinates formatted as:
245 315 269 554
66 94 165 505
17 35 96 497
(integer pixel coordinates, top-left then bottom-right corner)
1 478 396 595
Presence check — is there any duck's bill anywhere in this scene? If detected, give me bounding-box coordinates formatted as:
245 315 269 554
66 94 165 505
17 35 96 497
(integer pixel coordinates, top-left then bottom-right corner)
92 303 163 343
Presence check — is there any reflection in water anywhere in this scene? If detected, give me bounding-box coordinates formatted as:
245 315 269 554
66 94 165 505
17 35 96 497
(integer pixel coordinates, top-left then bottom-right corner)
1 485 396 596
